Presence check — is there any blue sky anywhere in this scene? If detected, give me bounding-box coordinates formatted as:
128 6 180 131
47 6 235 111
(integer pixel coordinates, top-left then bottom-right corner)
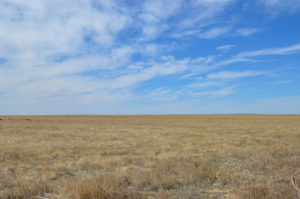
0 0 300 115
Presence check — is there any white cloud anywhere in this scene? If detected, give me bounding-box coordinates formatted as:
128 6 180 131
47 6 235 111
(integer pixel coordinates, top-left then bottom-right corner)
0 1 187 105
198 26 231 39
192 56 216 64
118 57 189 86
237 27 262 36
142 88 181 102
236 43 300 57
188 81 221 88
142 43 171 57
179 73 202 80
189 86 235 97
207 71 265 79
216 44 236 51
171 0 235 38
205 43 300 70
0 1 131 59
137 0 236 40
257 0 300 15
171 29 201 38
143 0 182 19
180 0 234 28
111 46 136 65
138 0 182 41
0 55 190 102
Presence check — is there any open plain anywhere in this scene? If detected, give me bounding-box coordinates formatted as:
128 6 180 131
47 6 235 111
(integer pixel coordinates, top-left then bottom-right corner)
0 115 299 198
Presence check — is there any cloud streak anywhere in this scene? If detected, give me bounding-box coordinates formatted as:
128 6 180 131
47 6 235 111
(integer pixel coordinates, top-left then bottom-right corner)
236 43 300 57
237 27 262 36
257 0 300 15
198 26 231 39
216 44 236 51
188 87 235 97
207 71 265 79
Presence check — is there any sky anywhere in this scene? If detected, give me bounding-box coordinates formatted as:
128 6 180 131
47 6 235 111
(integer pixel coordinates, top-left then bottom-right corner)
0 0 300 115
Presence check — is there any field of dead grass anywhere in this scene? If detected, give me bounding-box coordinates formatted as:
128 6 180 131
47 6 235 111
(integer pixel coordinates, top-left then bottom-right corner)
0 115 299 198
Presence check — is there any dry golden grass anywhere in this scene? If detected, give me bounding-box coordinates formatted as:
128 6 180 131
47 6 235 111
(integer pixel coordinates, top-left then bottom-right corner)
0 115 299 198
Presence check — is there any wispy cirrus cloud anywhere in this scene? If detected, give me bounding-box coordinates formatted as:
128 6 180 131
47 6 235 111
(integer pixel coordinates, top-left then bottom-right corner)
198 26 231 39
237 27 262 36
178 0 234 29
207 71 265 79
142 88 181 102
188 81 222 88
195 43 300 71
257 0 300 15
188 86 235 97
216 44 236 51
236 43 300 57
143 0 182 19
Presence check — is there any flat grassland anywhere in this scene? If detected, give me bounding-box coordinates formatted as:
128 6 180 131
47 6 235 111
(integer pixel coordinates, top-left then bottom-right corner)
0 115 299 198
